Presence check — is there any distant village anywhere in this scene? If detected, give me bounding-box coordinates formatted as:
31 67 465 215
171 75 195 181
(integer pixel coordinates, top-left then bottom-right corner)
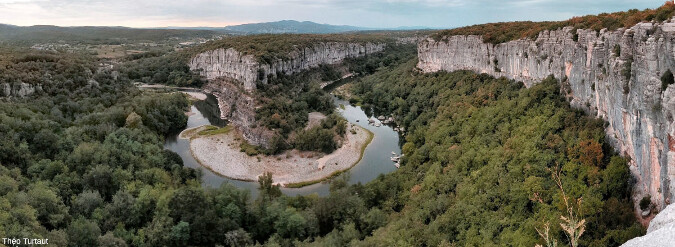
29 35 227 59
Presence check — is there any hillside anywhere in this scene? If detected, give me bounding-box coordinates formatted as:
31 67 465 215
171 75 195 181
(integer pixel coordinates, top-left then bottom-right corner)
221 20 369 34
0 24 221 44
187 33 395 62
432 2 675 44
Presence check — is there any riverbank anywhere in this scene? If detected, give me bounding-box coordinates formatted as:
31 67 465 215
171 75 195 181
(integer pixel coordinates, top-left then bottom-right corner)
180 123 373 187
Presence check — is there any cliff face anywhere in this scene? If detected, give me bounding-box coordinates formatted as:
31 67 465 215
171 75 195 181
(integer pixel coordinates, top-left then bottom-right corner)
418 22 675 210
621 204 675 246
202 78 275 148
189 42 386 91
191 42 385 148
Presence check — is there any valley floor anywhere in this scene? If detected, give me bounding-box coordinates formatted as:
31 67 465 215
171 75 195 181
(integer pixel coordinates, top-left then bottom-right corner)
181 123 373 187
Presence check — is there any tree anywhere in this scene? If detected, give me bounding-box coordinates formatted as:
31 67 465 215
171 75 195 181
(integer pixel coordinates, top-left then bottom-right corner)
224 229 252 247
169 221 190 246
27 182 69 229
67 217 101 247
124 112 143 128
71 190 104 218
274 208 308 239
258 172 281 200
168 187 207 223
83 165 117 200
98 232 128 247
662 69 674 91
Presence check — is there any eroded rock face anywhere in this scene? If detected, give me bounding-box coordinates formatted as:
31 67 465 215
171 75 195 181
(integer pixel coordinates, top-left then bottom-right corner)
1 82 41 97
418 22 675 210
191 42 386 148
190 42 386 91
202 78 275 148
621 204 675 246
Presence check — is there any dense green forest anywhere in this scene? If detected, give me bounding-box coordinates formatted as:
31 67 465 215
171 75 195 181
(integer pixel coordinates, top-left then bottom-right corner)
341 59 643 246
119 52 206 87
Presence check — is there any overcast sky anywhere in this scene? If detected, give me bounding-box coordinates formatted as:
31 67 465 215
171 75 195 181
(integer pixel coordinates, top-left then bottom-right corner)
0 0 667 28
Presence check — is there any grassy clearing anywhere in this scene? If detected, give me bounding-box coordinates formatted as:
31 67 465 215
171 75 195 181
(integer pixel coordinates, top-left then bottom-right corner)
198 125 233 136
240 141 262 156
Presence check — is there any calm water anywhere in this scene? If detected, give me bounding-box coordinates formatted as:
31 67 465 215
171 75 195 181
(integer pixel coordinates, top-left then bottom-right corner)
164 94 401 197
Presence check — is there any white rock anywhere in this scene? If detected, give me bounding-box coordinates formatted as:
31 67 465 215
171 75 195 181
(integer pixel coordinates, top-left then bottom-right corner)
621 204 675 247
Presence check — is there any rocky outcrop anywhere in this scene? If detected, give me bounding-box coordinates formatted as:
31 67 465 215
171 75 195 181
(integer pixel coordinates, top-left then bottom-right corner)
191 41 385 147
202 78 275 148
621 204 675 246
190 42 386 91
418 21 675 210
1 82 41 97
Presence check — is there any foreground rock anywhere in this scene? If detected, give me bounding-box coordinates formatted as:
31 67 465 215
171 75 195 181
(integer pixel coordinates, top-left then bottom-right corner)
418 20 675 210
181 123 372 187
621 204 675 247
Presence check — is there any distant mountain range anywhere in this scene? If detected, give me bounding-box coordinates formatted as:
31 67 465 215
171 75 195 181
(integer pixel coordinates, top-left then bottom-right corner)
223 20 368 34
167 20 437 34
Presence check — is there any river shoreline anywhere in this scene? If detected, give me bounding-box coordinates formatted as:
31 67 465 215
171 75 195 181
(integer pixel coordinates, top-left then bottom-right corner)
180 123 373 187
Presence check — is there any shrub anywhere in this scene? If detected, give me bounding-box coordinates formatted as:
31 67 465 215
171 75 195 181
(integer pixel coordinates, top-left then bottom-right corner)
640 196 652 210
294 126 337 153
622 59 632 81
661 69 674 91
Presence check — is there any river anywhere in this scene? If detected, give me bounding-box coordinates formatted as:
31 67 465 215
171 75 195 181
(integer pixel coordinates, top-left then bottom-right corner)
164 93 401 197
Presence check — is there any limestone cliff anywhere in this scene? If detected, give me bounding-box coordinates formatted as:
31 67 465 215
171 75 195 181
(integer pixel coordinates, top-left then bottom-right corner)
191 42 385 148
621 204 675 246
189 42 386 91
418 21 675 210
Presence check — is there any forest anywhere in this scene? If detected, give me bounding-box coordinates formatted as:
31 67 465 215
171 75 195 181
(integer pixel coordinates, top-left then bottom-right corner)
0 39 644 246
0 24 220 45
345 58 643 246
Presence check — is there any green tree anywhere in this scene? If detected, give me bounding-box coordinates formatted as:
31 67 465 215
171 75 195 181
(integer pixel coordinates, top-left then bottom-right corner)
27 182 69 229
258 172 282 200
71 190 104 218
67 217 101 247
169 221 190 246
98 232 128 247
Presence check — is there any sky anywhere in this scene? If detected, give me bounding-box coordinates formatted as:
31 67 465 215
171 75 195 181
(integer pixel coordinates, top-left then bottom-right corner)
0 0 668 29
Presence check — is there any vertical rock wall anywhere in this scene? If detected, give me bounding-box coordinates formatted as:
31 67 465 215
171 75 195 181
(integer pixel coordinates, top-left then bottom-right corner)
189 42 386 91
190 42 386 148
418 22 675 210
